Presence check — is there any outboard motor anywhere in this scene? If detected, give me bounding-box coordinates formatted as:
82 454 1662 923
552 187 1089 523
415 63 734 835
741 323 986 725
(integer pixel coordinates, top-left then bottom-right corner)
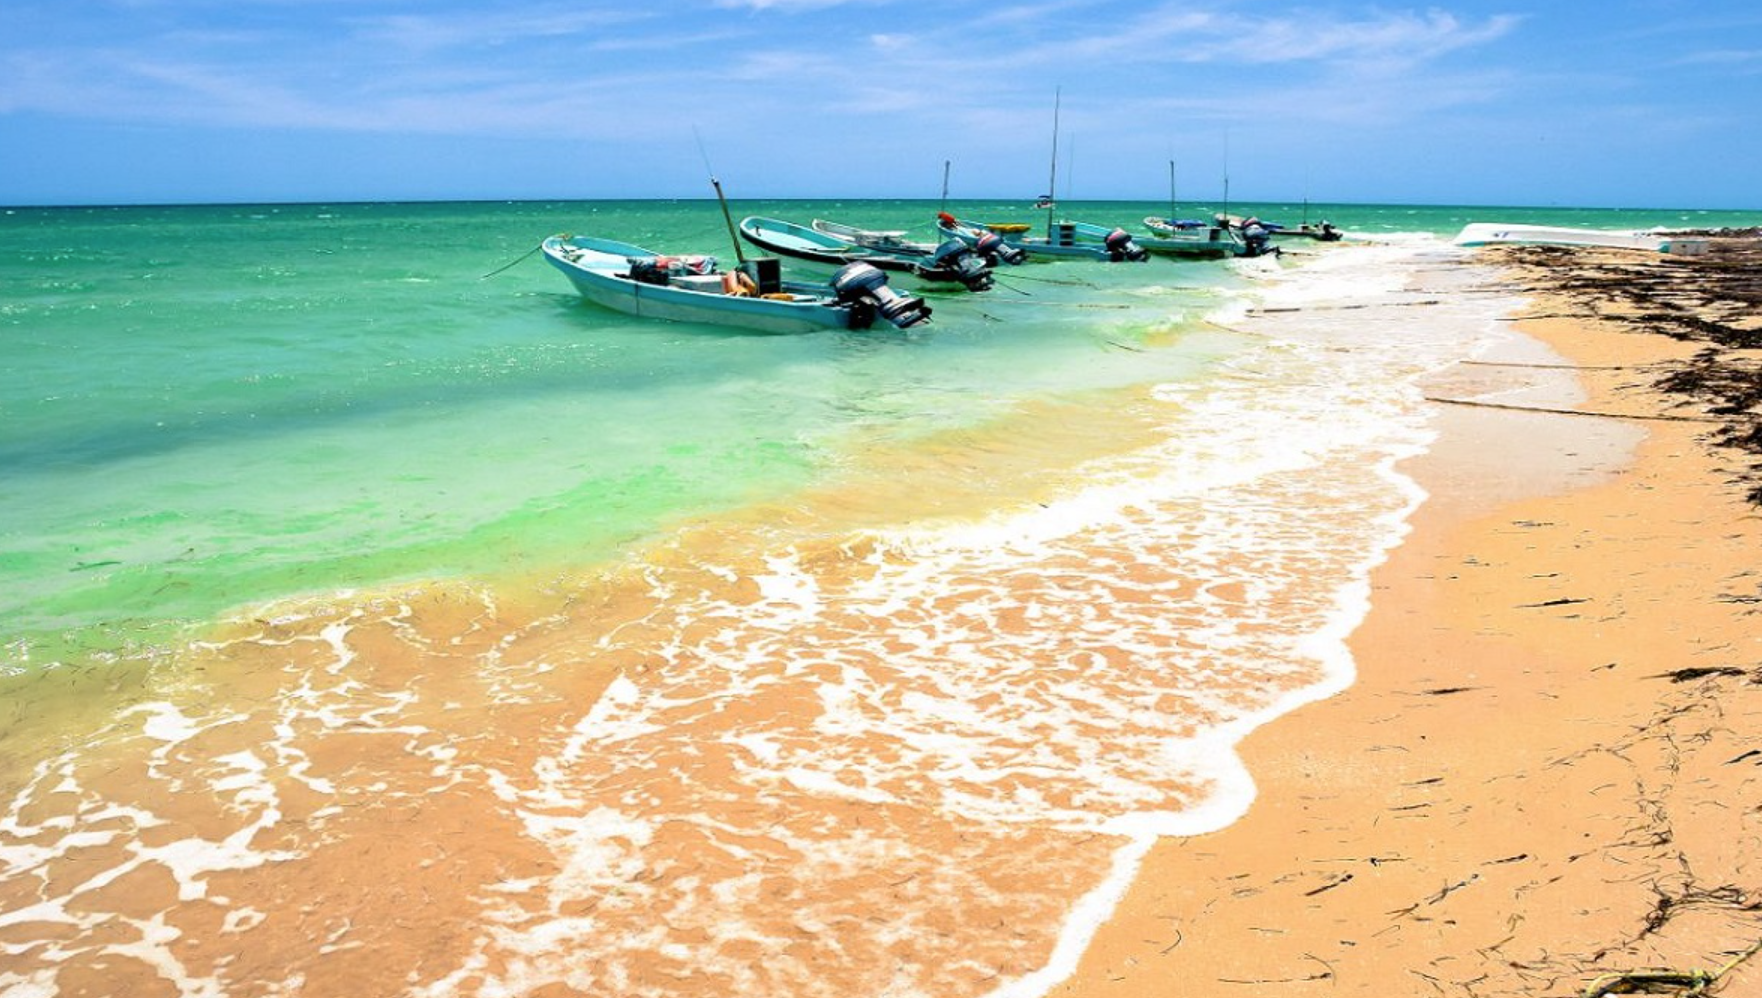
974 230 1027 266
928 239 995 292
830 262 932 329
1104 228 1149 262
1240 220 1279 258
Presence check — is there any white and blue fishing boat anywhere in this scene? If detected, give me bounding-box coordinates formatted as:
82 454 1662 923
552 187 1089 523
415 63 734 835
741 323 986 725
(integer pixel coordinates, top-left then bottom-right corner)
1217 213 1341 247
935 212 1148 262
1140 216 1242 259
542 235 930 334
1452 223 1706 255
932 89 1149 264
1138 159 1246 259
739 216 998 291
809 219 929 253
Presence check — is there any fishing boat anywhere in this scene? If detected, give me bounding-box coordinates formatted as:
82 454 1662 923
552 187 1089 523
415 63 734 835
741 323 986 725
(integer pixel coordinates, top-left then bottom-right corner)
809 219 927 252
541 235 931 334
1138 160 1242 259
740 216 998 291
1143 216 1213 236
927 214 1031 264
1140 216 1242 259
936 213 1147 262
1216 213 1343 243
815 216 1031 273
937 89 1150 264
1452 223 1707 255
1282 221 1344 241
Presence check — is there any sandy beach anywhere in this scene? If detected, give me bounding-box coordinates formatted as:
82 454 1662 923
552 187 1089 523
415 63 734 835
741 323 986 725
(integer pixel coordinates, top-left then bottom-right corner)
1054 240 1762 997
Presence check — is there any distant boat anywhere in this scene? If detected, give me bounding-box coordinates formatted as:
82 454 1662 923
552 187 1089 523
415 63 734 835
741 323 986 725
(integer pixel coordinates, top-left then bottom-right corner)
740 215 997 291
542 235 930 334
1452 223 1706 255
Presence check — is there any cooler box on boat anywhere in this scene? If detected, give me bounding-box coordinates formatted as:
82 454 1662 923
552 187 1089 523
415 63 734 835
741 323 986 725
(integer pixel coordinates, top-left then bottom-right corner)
670 274 726 293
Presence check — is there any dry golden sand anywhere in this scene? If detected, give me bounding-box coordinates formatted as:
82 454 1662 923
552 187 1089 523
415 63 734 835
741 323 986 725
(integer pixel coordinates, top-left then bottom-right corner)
1054 245 1762 998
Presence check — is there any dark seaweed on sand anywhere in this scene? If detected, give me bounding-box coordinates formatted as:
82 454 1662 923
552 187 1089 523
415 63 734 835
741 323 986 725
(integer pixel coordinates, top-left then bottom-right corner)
1495 236 1762 504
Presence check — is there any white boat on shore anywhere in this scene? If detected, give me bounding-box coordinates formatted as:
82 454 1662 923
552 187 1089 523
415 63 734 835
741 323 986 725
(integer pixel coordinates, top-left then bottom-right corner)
1453 223 1707 255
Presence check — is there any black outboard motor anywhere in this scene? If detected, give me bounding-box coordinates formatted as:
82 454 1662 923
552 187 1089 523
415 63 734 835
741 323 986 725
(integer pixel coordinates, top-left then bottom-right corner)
973 230 1027 266
1104 228 1149 262
830 262 932 329
1240 219 1280 258
928 239 995 292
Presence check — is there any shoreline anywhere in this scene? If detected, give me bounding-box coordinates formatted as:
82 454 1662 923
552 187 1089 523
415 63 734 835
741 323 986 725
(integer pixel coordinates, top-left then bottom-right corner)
1051 243 1762 996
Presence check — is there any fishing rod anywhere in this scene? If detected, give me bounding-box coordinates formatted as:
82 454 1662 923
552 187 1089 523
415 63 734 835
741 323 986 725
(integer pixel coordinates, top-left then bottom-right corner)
694 126 746 265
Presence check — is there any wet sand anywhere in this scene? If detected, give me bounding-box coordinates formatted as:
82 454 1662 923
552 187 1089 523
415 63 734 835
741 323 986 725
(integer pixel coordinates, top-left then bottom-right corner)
1053 241 1762 997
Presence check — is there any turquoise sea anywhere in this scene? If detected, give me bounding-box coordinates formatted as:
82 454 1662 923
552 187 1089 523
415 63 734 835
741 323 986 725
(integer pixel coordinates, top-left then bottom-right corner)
7 198 1753 669
2 198 1759 997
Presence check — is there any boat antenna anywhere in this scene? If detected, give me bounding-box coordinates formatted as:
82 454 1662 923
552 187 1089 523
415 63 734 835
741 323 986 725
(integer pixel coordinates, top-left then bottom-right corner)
1045 86 1061 238
1221 125 1231 222
939 159 951 214
1168 159 1177 219
693 126 746 265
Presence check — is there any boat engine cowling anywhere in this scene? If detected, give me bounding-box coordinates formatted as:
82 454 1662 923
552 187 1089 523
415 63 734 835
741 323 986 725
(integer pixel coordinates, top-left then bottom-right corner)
1104 228 1149 262
974 231 1027 266
830 262 932 329
1239 221 1279 258
929 240 995 291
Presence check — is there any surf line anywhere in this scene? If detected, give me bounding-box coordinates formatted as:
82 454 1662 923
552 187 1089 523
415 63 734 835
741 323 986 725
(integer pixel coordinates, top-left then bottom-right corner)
982 834 1156 998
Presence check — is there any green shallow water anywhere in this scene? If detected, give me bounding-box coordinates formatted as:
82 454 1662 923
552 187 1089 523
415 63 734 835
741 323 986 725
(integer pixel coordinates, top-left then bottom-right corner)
0 199 1235 666
5 197 1760 670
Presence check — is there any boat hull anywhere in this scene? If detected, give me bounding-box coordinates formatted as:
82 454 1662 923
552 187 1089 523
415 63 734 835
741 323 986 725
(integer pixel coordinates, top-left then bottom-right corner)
542 236 861 335
1214 214 1343 242
1138 238 1235 259
1453 223 1706 254
740 216 978 290
1140 227 1239 259
937 217 1140 261
809 219 932 254
1142 217 1241 258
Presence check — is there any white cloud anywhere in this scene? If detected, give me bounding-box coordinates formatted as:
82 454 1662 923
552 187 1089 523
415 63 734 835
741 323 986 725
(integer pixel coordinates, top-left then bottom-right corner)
1676 47 1762 66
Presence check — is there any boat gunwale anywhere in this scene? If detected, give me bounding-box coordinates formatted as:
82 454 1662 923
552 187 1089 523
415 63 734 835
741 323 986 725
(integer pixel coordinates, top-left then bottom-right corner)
540 234 861 333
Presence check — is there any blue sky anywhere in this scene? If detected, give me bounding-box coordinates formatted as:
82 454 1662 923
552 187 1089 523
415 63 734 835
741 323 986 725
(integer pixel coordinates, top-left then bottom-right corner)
3 0 1758 208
